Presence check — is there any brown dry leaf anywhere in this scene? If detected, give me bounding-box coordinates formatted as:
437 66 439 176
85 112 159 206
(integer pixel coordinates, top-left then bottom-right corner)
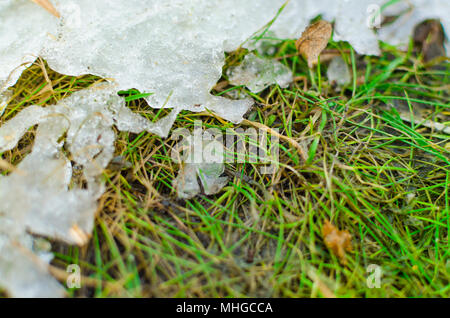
296 20 332 68
322 220 352 264
413 20 445 63
30 0 60 18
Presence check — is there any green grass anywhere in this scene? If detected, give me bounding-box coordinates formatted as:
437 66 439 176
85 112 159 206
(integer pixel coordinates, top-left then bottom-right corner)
0 36 449 298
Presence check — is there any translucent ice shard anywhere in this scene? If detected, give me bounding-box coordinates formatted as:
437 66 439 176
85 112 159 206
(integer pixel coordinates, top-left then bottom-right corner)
227 53 293 93
173 135 228 199
327 56 351 90
174 163 201 199
174 160 228 200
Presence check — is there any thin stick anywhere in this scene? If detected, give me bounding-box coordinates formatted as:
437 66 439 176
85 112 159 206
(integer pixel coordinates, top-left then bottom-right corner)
30 0 60 18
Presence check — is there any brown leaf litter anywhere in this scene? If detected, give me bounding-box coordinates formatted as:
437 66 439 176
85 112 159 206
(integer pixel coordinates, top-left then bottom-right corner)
322 220 352 264
296 20 332 68
413 19 446 64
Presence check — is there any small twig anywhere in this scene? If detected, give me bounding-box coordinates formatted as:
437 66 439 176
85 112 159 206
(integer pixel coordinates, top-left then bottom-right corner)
275 49 350 61
242 119 308 162
30 0 60 18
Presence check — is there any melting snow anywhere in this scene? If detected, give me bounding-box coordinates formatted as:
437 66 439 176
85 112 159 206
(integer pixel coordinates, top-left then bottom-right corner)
0 84 178 296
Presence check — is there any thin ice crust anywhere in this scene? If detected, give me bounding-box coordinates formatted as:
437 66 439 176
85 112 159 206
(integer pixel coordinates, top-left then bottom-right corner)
0 84 183 297
2 1 448 117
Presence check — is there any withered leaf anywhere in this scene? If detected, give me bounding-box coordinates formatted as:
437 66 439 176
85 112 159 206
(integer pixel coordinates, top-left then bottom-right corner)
413 20 446 63
296 20 332 68
322 220 352 264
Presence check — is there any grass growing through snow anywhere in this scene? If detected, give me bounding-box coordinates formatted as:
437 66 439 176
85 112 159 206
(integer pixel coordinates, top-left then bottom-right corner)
0 37 449 298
